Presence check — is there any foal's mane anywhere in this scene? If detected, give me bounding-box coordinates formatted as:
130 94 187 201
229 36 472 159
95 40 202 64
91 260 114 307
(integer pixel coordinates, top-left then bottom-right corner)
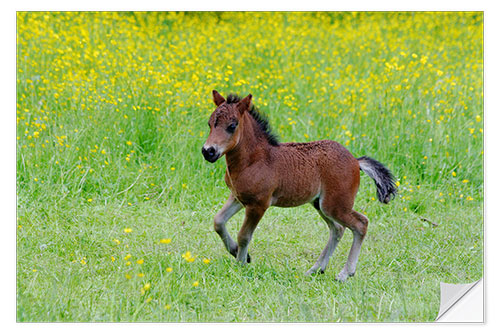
226 94 280 146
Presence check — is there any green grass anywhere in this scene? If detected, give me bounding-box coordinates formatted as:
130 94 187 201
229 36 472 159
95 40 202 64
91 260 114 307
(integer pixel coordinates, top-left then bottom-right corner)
17 12 483 322
17 192 482 322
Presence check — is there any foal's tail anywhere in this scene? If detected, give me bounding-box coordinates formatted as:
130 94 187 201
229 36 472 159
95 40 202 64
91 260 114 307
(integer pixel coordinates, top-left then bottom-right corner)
357 156 397 204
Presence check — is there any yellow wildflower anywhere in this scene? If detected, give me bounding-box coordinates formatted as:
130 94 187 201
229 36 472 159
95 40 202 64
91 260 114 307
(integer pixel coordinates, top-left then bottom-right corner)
182 251 196 263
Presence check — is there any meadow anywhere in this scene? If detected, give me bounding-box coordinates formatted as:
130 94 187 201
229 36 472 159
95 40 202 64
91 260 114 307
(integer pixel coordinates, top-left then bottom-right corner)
16 12 483 322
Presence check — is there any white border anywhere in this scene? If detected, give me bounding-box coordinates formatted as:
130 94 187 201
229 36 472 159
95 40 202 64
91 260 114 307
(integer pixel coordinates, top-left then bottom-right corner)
7 0 493 11
4 1 499 332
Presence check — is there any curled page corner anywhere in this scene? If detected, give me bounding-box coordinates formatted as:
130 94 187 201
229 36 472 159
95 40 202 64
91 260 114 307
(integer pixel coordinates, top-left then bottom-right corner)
435 278 483 322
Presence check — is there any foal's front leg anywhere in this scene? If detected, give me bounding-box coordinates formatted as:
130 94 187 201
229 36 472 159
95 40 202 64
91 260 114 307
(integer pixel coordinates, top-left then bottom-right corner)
214 194 243 258
236 204 267 264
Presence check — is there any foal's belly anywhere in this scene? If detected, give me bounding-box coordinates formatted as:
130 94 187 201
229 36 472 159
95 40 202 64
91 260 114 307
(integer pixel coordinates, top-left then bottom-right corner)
271 181 321 207
271 194 318 208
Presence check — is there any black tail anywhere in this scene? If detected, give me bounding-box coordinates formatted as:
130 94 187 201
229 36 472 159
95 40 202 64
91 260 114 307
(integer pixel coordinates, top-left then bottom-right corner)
357 156 397 204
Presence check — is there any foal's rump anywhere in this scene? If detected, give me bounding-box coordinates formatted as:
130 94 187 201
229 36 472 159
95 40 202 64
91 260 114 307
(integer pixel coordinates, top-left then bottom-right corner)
288 140 396 206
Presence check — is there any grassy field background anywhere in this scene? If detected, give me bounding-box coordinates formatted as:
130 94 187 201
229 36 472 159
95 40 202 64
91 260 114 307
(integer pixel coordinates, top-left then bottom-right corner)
16 12 483 322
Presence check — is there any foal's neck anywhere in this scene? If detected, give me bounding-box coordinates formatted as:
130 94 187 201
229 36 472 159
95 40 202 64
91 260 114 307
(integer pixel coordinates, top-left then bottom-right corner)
225 112 270 174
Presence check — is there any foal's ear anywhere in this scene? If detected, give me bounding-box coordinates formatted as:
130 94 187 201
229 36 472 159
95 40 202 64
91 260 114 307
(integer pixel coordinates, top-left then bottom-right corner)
212 90 226 106
237 94 252 114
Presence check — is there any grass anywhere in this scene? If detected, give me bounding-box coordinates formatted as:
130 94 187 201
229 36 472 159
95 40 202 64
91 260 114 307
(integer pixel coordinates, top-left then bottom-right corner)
16 12 483 322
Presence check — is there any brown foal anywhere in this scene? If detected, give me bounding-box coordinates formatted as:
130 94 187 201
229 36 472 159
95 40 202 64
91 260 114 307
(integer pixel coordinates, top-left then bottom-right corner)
202 90 396 281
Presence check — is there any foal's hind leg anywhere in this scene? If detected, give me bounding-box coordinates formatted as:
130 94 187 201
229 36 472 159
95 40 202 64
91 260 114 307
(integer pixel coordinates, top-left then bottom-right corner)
306 205 345 275
214 194 243 259
335 210 369 282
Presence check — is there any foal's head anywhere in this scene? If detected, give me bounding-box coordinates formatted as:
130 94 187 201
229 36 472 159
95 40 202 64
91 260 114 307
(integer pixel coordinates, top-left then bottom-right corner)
202 90 252 163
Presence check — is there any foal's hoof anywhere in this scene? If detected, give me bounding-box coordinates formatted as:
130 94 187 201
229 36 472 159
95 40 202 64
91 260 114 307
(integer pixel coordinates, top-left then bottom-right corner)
237 254 251 265
335 270 354 282
230 247 251 263
235 253 252 264
305 268 324 276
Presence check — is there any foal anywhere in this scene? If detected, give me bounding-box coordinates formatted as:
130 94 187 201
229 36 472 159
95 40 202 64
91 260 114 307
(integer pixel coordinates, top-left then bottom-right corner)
202 91 396 281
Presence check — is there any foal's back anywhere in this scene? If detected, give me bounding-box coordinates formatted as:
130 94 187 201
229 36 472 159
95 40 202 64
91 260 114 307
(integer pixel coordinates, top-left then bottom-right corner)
270 140 360 208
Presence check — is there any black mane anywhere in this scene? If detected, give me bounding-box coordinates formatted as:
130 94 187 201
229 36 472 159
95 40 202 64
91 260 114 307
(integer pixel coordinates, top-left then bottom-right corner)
226 94 280 146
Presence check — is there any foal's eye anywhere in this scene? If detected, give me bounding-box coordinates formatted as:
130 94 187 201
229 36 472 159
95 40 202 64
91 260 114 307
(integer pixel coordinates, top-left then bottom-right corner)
226 123 237 133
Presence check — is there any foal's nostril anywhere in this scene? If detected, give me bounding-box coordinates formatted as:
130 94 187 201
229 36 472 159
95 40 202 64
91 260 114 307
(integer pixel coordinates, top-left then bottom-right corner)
202 146 218 162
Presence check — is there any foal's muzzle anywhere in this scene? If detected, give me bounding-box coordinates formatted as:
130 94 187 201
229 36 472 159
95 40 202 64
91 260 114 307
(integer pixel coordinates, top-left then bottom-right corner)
202 146 220 163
